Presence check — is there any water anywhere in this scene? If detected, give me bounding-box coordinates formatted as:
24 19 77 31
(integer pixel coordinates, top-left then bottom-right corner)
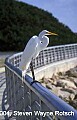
0 52 17 59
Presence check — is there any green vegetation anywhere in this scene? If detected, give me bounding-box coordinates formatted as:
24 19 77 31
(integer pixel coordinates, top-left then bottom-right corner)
0 0 77 51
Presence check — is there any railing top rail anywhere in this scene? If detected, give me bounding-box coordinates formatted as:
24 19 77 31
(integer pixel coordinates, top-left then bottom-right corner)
8 43 77 62
5 53 77 120
44 43 77 50
8 52 23 60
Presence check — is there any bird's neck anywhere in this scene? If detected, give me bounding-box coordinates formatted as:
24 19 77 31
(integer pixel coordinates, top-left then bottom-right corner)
39 32 44 39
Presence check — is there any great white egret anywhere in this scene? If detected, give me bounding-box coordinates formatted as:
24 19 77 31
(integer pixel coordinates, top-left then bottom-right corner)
19 30 58 82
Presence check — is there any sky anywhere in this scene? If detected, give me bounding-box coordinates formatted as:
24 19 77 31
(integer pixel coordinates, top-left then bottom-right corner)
19 0 77 33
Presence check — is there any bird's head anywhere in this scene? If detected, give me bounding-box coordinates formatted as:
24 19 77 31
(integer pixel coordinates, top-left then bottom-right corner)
39 30 58 38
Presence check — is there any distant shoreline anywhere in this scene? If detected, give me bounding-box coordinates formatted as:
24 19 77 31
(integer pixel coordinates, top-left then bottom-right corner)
0 52 17 68
0 52 17 59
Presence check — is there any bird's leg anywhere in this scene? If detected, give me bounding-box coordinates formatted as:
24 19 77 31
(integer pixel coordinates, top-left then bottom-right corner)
30 61 35 81
30 60 41 85
22 70 26 84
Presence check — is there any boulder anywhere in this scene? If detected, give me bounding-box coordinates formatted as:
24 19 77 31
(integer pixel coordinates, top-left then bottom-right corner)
66 69 77 77
56 79 76 89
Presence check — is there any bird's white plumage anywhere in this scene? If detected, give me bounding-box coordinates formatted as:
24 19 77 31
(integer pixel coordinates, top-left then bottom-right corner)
19 36 38 71
19 30 57 74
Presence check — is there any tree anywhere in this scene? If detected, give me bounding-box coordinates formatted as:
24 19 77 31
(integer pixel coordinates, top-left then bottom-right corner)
0 0 77 51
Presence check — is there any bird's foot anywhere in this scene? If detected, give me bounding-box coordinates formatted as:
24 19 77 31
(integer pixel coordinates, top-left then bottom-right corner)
30 80 40 85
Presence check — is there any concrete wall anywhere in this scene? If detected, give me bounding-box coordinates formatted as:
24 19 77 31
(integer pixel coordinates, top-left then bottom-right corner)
27 57 77 80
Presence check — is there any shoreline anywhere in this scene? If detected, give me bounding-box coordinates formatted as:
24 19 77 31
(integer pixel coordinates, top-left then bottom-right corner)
0 67 5 73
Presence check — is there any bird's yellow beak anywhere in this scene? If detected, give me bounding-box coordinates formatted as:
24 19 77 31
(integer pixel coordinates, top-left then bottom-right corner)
47 31 58 36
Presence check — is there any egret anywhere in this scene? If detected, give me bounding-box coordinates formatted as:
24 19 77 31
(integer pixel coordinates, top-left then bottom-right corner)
19 30 58 82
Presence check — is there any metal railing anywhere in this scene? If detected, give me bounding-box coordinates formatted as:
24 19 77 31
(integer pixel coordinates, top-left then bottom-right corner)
8 43 77 70
5 44 77 120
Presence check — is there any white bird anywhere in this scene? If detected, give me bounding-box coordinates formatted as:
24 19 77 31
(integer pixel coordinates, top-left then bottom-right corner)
19 30 58 80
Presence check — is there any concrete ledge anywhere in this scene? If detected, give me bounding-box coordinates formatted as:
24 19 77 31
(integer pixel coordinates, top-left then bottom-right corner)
27 57 77 80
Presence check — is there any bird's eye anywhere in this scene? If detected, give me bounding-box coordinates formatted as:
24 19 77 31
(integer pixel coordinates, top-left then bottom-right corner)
40 41 43 44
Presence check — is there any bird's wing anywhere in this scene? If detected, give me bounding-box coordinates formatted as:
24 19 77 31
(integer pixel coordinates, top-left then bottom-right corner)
19 36 38 71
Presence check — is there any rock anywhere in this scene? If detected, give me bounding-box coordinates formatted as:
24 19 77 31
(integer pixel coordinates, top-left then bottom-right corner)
68 78 77 87
56 79 66 88
61 88 75 94
69 77 76 82
46 83 53 89
57 72 63 76
41 83 46 87
46 83 60 94
49 85 60 95
52 80 57 85
57 72 68 79
75 94 77 99
73 80 77 86
74 66 77 71
40 66 77 110
69 77 77 87
52 74 59 80
69 94 75 101
61 87 77 95
59 90 75 101
39 78 44 83
69 99 77 109
58 90 71 102
59 76 67 79
66 69 77 77
56 79 76 89
43 78 50 84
